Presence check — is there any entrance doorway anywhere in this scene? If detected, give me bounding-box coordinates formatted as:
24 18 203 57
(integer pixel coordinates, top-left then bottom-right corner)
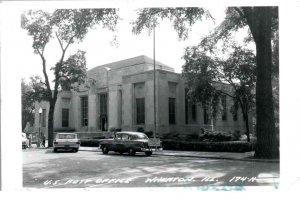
100 115 108 131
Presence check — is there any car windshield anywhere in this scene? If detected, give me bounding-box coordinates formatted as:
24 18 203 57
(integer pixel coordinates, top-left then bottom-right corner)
57 134 76 139
130 134 148 140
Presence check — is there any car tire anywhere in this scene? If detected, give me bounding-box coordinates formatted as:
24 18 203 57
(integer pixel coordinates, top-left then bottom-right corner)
145 151 152 156
74 149 78 153
102 146 109 154
129 148 136 156
54 148 57 153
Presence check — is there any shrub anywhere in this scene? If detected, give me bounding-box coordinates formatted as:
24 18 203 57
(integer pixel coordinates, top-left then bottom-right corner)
136 127 144 133
144 131 153 138
109 127 122 132
198 130 233 142
233 130 241 140
54 128 76 132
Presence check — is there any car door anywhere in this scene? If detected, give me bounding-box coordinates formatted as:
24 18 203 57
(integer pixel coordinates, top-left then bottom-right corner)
113 133 123 151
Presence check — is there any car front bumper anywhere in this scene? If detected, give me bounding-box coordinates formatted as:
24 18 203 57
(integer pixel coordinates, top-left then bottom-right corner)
141 147 163 152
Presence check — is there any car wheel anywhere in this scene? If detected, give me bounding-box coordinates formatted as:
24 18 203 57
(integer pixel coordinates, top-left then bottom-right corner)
54 148 57 153
102 146 109 154
74 149 78 153
145 151 152 156
119 152 123 155
129 148 136 156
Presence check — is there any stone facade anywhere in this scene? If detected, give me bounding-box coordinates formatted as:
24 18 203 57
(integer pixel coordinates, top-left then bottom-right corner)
34 55 252 138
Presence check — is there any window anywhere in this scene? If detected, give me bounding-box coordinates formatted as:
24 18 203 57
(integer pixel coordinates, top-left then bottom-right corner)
57 134 76 139
115 133 122 140
169 98 176 124
233 112 238 121
204 107 209 124
100 94 107 115
81 96 88 126
185 89 189 124
221 95 227 121
122 134 129 140
192 104 197 121
42 109 46 127
136 98 145 124
62 109 69 127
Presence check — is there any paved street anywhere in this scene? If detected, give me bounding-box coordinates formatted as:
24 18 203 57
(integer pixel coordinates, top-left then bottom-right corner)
23 148 279 189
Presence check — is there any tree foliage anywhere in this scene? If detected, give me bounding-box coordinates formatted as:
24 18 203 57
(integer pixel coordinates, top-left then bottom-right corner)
132 8 213 39
22 9 120 147
22 76 48 131
183 41 256 141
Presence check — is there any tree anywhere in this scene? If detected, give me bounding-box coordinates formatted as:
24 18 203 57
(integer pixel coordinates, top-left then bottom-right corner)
22 9 119 147
183 42 256 142
132 7 279 159
22 76 48 131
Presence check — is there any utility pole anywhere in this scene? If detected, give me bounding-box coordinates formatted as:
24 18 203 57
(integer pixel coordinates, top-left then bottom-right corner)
153 24 156 139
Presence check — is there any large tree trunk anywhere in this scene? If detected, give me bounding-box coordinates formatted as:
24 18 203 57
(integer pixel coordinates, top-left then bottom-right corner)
249 8 279 158
47 101 56 147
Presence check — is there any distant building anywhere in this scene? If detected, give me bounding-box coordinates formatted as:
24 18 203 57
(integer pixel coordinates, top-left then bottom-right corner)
34 55 252 138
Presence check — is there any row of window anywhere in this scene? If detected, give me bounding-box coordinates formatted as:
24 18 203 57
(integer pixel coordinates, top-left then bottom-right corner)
40 108 70 128
43 95 239 128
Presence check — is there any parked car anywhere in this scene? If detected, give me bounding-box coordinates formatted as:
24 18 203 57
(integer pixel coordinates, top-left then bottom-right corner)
22 132 29 149
53 133 80 152
99 131 162 156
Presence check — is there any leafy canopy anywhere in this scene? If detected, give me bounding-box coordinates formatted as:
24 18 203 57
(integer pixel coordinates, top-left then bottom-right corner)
132 8 213 40
21 9 120 92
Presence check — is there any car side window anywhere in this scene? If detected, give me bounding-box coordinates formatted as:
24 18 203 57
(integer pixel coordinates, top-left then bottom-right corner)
116 134 122 140
122 134 129 140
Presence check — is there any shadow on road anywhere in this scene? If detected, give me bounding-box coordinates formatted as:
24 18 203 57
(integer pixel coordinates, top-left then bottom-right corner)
23 150 279 188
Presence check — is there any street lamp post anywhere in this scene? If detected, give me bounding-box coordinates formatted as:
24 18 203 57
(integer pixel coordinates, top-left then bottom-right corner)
38 107 42 147
153 24 156 139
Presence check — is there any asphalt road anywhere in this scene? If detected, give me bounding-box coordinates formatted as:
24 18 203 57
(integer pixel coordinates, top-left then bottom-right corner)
23 148 279 189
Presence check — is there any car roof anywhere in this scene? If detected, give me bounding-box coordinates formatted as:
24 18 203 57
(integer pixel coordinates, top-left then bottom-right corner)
116 131 146 135
56 133 77 135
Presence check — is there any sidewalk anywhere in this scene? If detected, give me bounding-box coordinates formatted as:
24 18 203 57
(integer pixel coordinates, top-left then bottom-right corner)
78 146 279 163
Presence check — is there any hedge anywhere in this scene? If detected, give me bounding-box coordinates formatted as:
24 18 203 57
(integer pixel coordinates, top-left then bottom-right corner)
80 137 105 147
162 140 256 152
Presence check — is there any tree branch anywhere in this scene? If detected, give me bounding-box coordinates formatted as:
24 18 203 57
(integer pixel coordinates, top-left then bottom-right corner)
55 32 64 51
233 7 245 18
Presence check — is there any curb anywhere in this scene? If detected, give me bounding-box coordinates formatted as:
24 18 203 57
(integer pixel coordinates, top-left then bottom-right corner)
78 148 279 163
29 147 279 163
152 153 279 163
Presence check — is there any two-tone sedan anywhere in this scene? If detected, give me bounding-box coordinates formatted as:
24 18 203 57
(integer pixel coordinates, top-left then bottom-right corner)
99 131 162 156
53 133 80 152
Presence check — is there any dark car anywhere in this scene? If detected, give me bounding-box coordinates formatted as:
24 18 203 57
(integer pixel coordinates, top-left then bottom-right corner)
99 131 162 156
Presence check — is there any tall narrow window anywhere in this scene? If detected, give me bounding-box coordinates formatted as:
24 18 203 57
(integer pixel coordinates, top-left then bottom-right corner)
169 98 176 124
233 112 238 121
221 95 227 121
204 107 209 124
42 109 46 127
81 96 88 126
192 104 197 121
99 93 108 131
62 109 69 127
185 89 189 124
100 94 108 115
136 98 145 124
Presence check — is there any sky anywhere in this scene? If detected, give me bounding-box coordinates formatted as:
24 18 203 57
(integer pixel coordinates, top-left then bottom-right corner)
17 6 227 83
